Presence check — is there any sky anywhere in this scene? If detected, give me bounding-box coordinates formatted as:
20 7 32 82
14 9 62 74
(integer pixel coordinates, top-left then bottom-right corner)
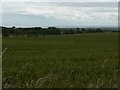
0 0 119 28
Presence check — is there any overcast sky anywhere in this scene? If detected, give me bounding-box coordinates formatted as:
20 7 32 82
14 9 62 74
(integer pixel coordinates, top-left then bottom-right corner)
1 0 118 28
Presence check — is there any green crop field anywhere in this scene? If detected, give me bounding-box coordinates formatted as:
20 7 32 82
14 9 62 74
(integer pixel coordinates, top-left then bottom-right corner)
2 32 118 88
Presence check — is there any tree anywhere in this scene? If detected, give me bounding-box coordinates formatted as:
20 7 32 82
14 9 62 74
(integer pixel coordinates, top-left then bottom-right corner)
96 28 103 32
12 26 15 29
48 27 60 35
76 28 82 34
82 28 85 32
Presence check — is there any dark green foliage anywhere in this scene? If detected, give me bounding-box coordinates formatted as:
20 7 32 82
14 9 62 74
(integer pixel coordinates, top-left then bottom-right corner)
75 28 82 34
47 27 61 35
2 26 106 37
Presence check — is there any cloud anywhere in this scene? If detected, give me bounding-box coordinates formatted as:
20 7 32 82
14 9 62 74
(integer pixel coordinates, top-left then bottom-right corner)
1 2 118 27
1 0 119 2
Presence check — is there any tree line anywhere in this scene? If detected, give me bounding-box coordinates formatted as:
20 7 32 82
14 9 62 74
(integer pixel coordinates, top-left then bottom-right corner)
2 26 104 37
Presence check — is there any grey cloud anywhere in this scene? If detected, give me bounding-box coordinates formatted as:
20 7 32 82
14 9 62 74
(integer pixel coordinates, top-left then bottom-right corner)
41 2 118 7
1 2 118 27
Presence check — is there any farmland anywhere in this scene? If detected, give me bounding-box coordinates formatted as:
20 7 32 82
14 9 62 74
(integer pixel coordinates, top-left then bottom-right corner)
2 32 118 88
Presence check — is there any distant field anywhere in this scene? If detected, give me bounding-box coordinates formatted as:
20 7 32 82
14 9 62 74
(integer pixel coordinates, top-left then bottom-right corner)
2 32 118 88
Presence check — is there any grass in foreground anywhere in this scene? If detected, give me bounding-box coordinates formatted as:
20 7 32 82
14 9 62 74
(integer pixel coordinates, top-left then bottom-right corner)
2 32 118 88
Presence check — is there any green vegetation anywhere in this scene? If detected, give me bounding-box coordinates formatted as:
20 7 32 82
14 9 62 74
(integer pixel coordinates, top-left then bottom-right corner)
2 32 118 88
2 26 105 37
